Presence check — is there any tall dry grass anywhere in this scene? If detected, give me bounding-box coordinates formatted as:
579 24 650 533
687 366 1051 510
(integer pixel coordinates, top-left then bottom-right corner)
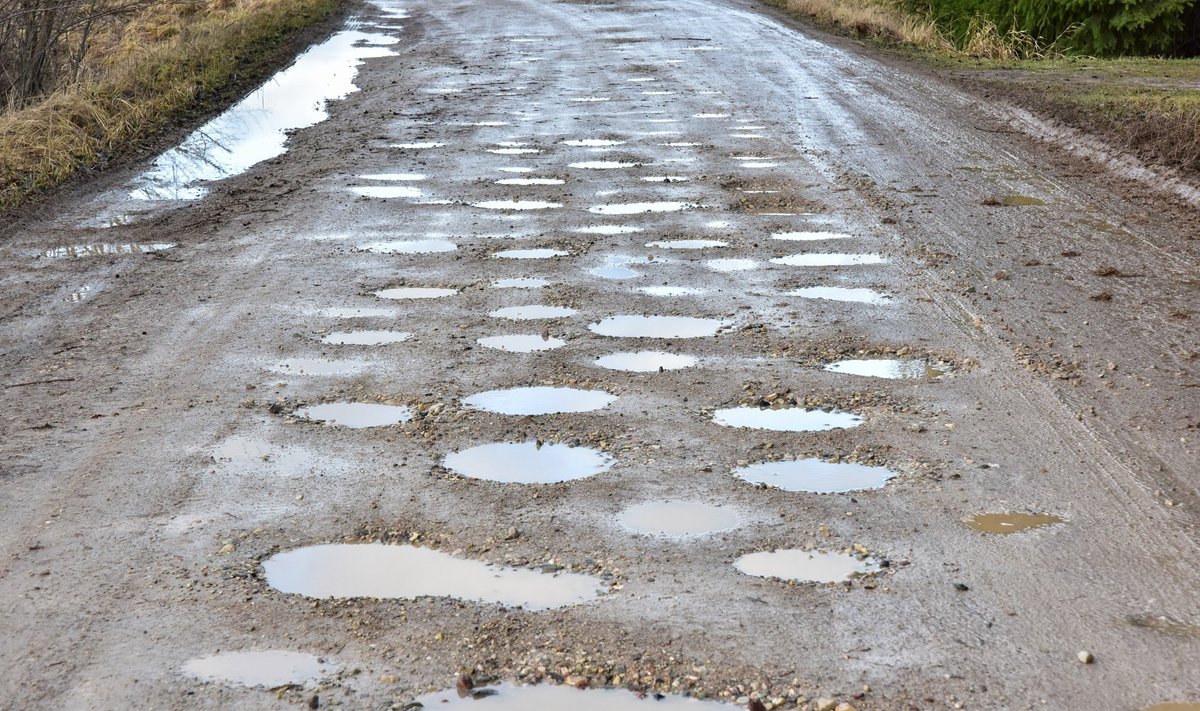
775 0 952 50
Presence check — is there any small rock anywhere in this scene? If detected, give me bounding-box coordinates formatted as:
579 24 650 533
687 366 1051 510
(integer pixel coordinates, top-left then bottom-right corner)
218 543 235 554
503 527 520 541
1077 650 1094 664
816 699 837 711
836 704 858 711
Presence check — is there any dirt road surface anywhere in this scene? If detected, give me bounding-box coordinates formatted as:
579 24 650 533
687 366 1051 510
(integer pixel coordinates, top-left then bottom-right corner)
2 0 1198 709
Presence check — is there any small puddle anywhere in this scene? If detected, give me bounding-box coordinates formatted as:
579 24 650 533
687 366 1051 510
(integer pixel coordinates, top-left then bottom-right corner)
182 651 334 689
733 458 894 493
493 277 548 288
414 682 736 710
575 225 644 235
661 142 701 147
638 286 705 296
773 231 851 241
572 96 612 102
496 178 565 185
271 358 366 376
443 441 613 483
463 386 616 415
693 112 730 118
1001 195 1046 206
374 287 458 299
478 334 566 352
490 305 577 320
646 239 726 249
589 315 725 338
706 258 758 272
771 253 887 266
589 202 693 215
350 185 423 199
734 549 878 583
294 402 412 428
473 200 562 210
713 407 862 432
391 141 446 149
494 248 569 259
618 501 739 537
563 139 626 147
788 286 892 304
641 176 690 182
594 351 697 372
642 90 675 95
569 161 639 169
498 166 534 173
591 264 640 280
487 148 542 155
825 359 945 380
740 162 777 168
321 330 411 345
263 544 603 609
964 512 1064 534
358 239 457 254
42 243 175 258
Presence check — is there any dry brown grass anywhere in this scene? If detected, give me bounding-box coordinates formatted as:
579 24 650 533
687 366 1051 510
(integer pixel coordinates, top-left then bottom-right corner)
771 0 952 50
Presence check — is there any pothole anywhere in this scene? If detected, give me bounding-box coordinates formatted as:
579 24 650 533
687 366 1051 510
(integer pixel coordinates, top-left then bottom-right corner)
320 330 411 345
473 200 562 210
391 142 446 149
349 185 422 199
771 253 887 267
374 287 458 299
463 386 616 415
645 239 726 249
825 359 946 380
294 402 412 428
588 315 725 338
414 682 736 709
478 334 566 352
588 202 694 215
641 176 690 182
575 225 644 235
443 441 614 483
712 407 862 432
42 243 175 258
182 651 335 688
638 286 705 296
733 458 894 493
494 248 570 259
490 305 577 320
617 501 740 537
734 549 878 583
493 277 549 288
263 544 603 609
271 358 367 376
772 231 850 241
963 512 1064 534
706 258 758 272
357 239 457 254
594 351 697 372
787 286 892 304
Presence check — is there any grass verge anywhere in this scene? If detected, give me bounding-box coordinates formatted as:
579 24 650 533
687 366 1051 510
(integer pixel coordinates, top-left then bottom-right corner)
0 0 340 213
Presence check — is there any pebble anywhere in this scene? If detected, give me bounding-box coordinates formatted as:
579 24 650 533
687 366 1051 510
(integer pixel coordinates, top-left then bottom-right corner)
1077 650 1094 664
816 699 836 711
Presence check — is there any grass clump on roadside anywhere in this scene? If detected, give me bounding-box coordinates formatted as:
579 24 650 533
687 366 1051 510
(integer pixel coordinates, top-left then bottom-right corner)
0 0 339 212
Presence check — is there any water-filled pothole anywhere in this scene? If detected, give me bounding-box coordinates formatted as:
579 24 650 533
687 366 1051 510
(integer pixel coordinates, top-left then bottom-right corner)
706 258 758 272
478 334 566 352
463 386 616 415
375 287 458 299
589 202 693 215
358 240 457 254
414 682 736 710
321 330 411 345
646 239 726 249
496 178 565 186
713 407 862 432
563 139 626 147
589 315 725 338
734 549 878 582
490 305 577 320
771 253 887 267
618 501 739 537
772 231 851 241
443 442 614 483
182 651 335 688
594 351 697 372
391 141 446 149
494 248 569 259
263 544 603 609
788 287 892 304
493 277 549 289
641 176 690 183
964 513 1064 534
350 185 422 199
294 402 412 428
825 359 945 380
473 200 562 210
569 161 640 169
42 243 175 258
575 225 644 235
733 458 894 493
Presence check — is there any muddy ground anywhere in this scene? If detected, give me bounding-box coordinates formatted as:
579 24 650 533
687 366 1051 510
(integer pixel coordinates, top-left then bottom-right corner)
1 0 1198 709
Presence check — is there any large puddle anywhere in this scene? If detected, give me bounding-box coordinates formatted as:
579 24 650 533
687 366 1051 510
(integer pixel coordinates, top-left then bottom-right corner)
358 239 457 254
733 458 894 493
706 258 758 272
478 334 566 352
321 330 411 345
42 243 175 258
788 287 892 304
645 239 727 249
589 202 693 215
463 386 616 415
771 253 887 267
964 512 1064 534
588 315 725 338
713 407 862 432
825 358 945 380
414 682 736 710
734 549 878 583
375 287 458 299
494 248 569 259
182 650 335 688
294 402 412 428
129 30 394 200
443 441 614 483
594 351 697 372
473 200 562 210
263 544 603 610
490 305 577 320
618 501 740 537
575 225 644 235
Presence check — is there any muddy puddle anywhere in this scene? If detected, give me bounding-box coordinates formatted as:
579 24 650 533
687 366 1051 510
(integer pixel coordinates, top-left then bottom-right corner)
706 258 758 272
563 139 626 147
646 239 726 249
182 650 335 688
415 682 736 709
825 359 946 380
493 248 569 259
490 305 577 320
358 239 457 254
129 30 394 200
594 351 697 372
478 334 566 352
492 277 549 288
589 202 693 215
589 315 725 338
589 255 665 280
496 178 565 186
294 402 412 428
487 148 542 155
42 243 175 258
569 161 640 169
463 386 616 415
772 231 850 241
964 512 1064 534
713 407 862 432
576 225 644 235
771 253 887 267
641 176 690 182
1001 195 1046 206
320 330 411 345
788 286 892 304
734 458 894 493
443 441 614 483
374 287 458 299
391 141 446 149
734 549 878 583
638 286 705 297
350 185 422 199
473 200 562 210
271 358 367 376
618 501 740 537
263 544 603 609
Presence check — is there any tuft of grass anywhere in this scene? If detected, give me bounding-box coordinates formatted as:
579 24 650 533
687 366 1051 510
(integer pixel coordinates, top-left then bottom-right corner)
0 0 338 212
765 0 952 51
